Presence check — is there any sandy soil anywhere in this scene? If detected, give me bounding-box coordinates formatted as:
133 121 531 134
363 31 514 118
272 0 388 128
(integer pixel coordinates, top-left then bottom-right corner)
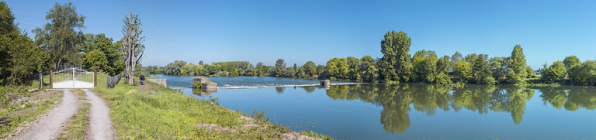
83 89 115 140
12 89 79 140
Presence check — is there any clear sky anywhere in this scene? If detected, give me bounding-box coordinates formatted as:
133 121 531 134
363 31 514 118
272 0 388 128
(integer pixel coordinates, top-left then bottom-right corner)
5 0 596 69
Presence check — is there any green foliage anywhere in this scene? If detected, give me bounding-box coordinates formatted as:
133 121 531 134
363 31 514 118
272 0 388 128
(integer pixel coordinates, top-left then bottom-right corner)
32 2 86 69
490 56 509 84
526 66 536 78
568 60 596 86
454 59 471 83
507 45 527 84
563 55 580 70
192 81 203 91
360 55 379 82
251 109 270 124
0 2 47 85
275 59 285 77
300 61 318 79
163 60 187 75
450 51 464 72
379 30 412 82
346 56 361 80
466 54 495 84
90 73 319 139
82 33 123 76
541 61 567 83
316 65 325 75
83 49 108 70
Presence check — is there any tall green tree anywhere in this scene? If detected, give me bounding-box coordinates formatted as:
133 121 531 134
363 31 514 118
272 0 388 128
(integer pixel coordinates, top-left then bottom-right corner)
490 57 509 84
379 30 412 82
83 49 107 71
0 1 46 85
347 56 361 80
82 33 123 76
563 55 580 70
412 50 427 82
301 61 317 78
567 61 596 86
360 55 379 82
450 51 463 72
275 59 285 77
467 54 495 84
453 60 472 83
507 45 527 84
541 61 566 83
325 57 339 80
32 2 85 69
121 13 145 85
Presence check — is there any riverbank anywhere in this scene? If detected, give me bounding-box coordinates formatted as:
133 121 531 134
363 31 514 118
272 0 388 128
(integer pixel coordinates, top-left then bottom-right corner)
92 73 332 139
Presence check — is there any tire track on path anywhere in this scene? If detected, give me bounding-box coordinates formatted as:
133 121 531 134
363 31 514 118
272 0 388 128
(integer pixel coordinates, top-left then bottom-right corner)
14 89 79 140
83 89 115 140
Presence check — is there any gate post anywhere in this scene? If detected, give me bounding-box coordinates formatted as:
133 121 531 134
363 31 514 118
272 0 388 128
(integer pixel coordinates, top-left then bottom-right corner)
50 70 53 89
94 69 97 87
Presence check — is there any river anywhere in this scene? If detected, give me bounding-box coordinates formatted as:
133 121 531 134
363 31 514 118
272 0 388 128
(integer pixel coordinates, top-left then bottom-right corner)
151 75 596 139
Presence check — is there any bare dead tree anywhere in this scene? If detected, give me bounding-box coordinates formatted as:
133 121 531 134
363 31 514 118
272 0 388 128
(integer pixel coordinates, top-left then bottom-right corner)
121 13 145 85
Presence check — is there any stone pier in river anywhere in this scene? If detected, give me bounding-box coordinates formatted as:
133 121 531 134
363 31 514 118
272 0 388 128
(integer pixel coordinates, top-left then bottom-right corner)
193 76 217 92
320 80 330 89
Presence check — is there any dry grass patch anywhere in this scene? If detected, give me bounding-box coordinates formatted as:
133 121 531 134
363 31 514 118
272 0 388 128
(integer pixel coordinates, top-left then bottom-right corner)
0 87 62 138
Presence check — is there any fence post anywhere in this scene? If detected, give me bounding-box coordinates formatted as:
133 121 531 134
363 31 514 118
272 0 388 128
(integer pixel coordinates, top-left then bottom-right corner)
39 72 43 89
94 69 97 87
50 70 53 89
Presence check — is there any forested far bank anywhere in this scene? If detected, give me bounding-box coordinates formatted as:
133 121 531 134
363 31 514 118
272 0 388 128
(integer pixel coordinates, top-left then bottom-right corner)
152 30 596 86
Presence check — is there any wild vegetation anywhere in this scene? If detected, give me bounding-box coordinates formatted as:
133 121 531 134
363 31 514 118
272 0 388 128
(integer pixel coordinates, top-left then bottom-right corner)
91 72 331 139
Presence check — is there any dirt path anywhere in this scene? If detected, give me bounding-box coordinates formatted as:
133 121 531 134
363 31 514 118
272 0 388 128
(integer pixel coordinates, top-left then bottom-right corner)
13 89 79 140
83 89 115 139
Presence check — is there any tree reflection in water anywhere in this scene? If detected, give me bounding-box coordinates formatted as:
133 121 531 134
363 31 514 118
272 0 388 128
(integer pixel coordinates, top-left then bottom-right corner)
324 84 595 133
539 86 596 111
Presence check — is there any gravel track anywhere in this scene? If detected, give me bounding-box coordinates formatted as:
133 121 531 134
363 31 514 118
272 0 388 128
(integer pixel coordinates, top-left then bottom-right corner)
13 89 79 140
83 89 115 140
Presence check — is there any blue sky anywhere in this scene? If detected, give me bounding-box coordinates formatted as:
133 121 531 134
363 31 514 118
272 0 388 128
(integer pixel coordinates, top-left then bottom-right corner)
5 0 596 69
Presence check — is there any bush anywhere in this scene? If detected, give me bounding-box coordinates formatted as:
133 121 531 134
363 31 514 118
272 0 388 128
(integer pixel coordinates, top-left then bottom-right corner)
192 81 202 90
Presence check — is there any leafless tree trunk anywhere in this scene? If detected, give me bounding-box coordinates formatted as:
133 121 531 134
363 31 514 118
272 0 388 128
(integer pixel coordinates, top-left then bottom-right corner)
121 13 145 85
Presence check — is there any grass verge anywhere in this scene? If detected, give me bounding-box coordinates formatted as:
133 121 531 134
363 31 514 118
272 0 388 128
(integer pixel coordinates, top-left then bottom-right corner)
92 72 332 139
57 102 90 140
56 89 90 140
0 86 62 138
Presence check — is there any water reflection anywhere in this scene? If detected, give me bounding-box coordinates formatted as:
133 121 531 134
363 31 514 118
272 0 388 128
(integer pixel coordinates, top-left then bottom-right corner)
191 89 216 97
323 84 596 133
539 87 596 111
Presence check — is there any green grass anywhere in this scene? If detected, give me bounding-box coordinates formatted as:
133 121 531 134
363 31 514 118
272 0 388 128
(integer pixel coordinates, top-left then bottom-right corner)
299 130 333 140
57 102 90 140
0 86 62 138
92 72 331 139
71 89 86 100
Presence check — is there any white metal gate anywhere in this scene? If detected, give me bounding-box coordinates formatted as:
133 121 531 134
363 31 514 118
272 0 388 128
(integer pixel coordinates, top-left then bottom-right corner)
51 67 96 89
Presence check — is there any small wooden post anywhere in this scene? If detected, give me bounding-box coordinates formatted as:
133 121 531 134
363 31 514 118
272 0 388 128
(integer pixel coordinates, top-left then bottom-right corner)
94 69 97 87
49 70 53 89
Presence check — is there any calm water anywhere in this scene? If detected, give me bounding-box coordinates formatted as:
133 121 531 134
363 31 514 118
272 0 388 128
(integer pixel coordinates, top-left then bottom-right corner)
152 75 596 140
